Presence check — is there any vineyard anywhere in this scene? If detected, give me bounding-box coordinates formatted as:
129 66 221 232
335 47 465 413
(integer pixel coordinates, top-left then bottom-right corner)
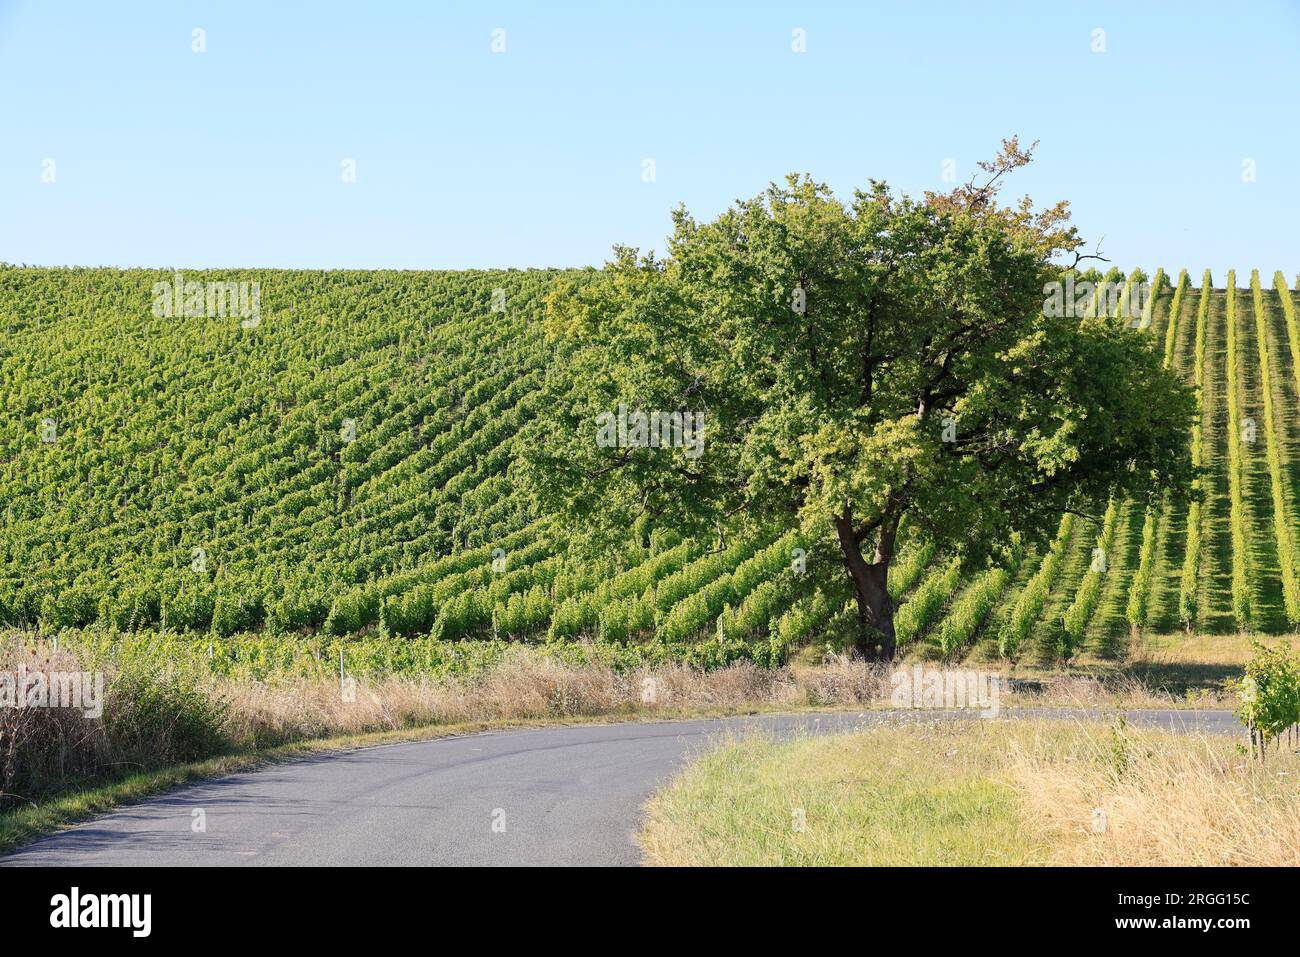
2 265 1299 678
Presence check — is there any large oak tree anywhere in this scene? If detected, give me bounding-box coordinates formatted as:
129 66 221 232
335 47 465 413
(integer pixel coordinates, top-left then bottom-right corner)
523 140 1196 660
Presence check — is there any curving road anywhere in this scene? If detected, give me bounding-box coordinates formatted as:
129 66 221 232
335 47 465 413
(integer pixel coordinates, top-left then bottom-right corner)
1 708 1239 867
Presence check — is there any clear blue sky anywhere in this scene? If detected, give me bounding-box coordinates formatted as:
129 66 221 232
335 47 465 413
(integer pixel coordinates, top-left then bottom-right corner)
1 1 1296 275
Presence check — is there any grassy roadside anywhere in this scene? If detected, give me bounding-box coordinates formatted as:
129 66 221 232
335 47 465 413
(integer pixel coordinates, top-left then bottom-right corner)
641 721 1050 865
640 719 1300 866
0 681 1242 859
0 637 1260 857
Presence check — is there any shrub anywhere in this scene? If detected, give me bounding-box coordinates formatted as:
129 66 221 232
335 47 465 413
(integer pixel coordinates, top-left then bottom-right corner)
1234 642 1300 757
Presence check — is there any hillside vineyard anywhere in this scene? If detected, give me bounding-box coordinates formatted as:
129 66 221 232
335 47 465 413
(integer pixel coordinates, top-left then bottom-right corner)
3 266 1299 675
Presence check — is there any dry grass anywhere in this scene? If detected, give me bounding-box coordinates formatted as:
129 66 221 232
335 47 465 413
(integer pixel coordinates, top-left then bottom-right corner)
1130 631 1288 666
2 640 1242 805
641 721 1046 866
0 645 107 800
0 642 226 806
1005 671 1216 709
6 637 1284 865
641 718 1299 866
1121 631 1297 702
1007 720 1300 866
220 652 891 745
0 646 895 809
224 651 1204 746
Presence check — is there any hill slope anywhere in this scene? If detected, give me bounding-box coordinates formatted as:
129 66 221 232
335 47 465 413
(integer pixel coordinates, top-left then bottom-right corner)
2 266 1297 669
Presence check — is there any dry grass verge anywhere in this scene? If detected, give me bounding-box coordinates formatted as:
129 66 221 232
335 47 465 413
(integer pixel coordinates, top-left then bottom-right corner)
2 641 1237 808
640 719 1297 866
0 648 897 819
641 721 1046 866
1008 719 1300 865
222 653 1230 747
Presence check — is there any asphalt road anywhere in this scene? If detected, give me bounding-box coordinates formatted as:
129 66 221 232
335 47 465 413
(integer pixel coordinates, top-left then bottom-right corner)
1 708 1240 867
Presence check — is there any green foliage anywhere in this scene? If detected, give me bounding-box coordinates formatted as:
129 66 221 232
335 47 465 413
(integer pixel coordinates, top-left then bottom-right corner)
104 661 231 763
523 147 1195 650
1161 269 1189 366
999 514 1074 658
1224 274 1252 630
0 267 559 635
1233 642 1300 749
1178 272 1213 627
1128 270 1189 632
5 251 1290 670
1060 499 1119 659
895 558 961 647
659 534 797 643
774 591 849 648
1275 271 1300 402
0 641 232 804
1125 505 1159 631
888 539 936 596
1251 271 1300 626
1141 267 1164 330
935 561 1014 658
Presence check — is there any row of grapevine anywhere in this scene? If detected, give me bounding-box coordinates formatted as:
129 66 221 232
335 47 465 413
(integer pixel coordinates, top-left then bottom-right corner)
887 539 936 596
1126 268 1188 631
1224 274 1252 629
933 540 1024 658
1138 268 1165 330
894 558 961 648
1274 274 1300 623
1053 270 1133 651
999 515 1076 658
1178 272 1213 626
772 591 852 647
1276 272 1300 399
1124 508 1159 632
1059 499 1120 658
1250 271 1300 626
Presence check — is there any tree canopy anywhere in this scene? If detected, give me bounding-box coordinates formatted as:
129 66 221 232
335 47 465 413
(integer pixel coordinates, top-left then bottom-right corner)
523 139 1197 659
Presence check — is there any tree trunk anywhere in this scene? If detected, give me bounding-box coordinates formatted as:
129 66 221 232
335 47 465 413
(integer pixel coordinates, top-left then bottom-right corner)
834 514 897 661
